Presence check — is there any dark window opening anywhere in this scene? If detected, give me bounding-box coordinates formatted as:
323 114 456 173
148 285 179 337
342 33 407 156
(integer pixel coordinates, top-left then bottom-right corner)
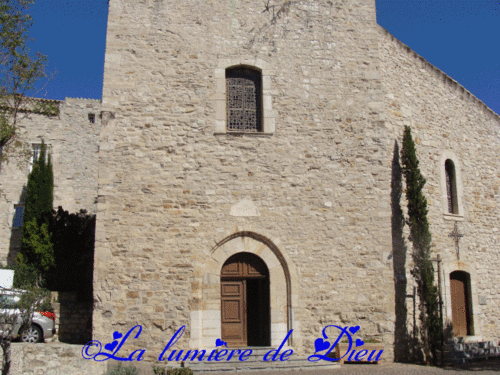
13 205 24 229
226 67 262 132
445 159 458 214
88 113 95 124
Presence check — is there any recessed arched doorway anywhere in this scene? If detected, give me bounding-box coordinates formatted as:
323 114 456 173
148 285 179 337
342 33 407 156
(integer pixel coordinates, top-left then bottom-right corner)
450 271 474 336
221 252 270 347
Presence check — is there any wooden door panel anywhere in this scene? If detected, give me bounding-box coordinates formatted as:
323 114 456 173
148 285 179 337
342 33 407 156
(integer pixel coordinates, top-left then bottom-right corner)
221 283 241 297
450 277 467 336
221 253 267 278
221 253 271 347
222 262 242 277
221 280 246 346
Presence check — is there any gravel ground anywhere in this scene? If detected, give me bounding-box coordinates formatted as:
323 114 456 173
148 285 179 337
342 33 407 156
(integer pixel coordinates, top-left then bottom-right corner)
196 359 500 375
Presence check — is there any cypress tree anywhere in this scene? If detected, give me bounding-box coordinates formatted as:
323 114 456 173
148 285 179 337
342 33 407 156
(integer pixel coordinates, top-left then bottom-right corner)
17 141 54 281
22 142 53 224
401 126 442 364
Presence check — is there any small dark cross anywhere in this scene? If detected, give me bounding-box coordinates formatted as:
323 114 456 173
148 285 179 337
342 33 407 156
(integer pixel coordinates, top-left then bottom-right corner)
449 222 464 260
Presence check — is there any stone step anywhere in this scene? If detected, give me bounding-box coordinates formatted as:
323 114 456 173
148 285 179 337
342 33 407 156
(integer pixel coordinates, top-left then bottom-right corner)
159 348 341 373
185 355 341 373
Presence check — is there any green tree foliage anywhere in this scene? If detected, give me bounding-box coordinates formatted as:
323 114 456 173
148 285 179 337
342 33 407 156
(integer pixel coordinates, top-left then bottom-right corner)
0 267 51 375
17 141 54 282
401 126 443 364
12 262 39 289
105 363 140 375
22 142 53 222
0 0 48 163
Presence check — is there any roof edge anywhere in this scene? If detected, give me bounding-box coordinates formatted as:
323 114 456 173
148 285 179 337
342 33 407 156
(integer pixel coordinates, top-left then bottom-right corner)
378 25 500 120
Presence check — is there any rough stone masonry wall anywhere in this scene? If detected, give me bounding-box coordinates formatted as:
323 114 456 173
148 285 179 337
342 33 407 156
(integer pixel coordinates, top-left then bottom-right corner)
379 27 500 341
8 342 107 375
0 98 102 265
95 0 396 359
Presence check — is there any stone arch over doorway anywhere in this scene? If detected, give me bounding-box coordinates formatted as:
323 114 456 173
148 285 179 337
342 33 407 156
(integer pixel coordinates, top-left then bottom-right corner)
190 232 299 349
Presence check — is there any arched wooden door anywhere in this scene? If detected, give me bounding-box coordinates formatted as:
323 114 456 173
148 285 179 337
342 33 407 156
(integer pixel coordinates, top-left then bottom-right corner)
221 252 270 347
450 271 473 336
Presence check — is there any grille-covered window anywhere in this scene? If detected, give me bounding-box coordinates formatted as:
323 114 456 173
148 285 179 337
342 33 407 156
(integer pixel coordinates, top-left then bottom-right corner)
226 67 262 132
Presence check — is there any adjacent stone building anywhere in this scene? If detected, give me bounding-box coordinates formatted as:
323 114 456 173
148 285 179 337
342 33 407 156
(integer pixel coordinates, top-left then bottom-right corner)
1 0 499 363
0 98 102 265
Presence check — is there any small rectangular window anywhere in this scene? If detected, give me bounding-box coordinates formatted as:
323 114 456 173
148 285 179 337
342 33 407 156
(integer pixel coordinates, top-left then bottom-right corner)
12 205 24 229
88 113 95 124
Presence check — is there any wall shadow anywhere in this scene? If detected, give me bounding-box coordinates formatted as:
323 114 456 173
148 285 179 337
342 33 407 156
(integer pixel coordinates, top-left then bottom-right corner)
48 207 95 344
56 291 93 344
7 185 27 266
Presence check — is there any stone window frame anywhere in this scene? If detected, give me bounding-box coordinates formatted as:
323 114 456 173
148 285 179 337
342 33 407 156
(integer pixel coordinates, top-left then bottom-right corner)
440 151 464 220
214 58 276 135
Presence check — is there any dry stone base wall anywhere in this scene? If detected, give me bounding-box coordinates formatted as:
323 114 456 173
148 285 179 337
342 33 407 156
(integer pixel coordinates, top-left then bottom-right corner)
8 343 107 375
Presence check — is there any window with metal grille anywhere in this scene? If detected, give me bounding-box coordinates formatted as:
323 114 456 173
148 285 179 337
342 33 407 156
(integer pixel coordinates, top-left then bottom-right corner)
445 159 458 214
226 67 262 132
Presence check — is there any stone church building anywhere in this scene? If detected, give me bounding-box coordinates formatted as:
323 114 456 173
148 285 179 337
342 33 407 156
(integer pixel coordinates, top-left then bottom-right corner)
1 0 500 362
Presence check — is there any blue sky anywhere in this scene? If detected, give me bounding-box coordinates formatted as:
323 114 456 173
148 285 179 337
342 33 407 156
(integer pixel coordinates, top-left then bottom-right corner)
27 0 500 115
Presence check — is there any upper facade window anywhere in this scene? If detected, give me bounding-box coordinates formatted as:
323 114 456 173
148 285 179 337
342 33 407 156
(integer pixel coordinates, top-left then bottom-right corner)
440 152 463 219
214 58 276 134
445 159 458 214
226 67 262 133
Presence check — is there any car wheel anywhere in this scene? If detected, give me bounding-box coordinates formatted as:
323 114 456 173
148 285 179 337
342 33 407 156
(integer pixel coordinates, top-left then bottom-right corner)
20 325 43 343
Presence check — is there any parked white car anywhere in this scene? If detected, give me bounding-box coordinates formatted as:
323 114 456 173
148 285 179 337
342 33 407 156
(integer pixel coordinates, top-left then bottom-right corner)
0 288 56 343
